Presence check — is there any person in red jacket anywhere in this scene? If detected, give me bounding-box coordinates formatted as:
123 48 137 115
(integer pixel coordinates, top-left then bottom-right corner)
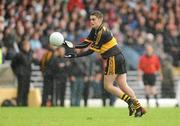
67 0 84 12
138 44 161 107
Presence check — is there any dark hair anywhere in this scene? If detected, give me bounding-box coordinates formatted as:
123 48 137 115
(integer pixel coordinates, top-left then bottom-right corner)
90 10 104 19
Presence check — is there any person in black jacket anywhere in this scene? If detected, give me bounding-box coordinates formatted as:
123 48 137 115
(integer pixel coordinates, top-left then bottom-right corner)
52 46 70 106
11 39 33 106
82 55 96 107
69 49 86 106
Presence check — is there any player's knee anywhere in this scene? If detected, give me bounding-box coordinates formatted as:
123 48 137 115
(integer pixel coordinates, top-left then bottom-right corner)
119 82 128 89
117 80 127 88
104 84 112 91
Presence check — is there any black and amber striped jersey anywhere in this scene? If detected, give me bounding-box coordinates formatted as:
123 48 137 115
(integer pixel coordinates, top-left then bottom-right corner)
74 24 126 75
83 24 121 59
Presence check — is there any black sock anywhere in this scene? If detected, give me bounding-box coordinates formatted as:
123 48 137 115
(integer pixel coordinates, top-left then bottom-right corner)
146 95 149 107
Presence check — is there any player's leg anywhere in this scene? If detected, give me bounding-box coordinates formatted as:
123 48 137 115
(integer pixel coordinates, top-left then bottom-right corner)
116 74 141 116
104 53 145 117
116 73 136 99
104 55 133 104
104 75 135 116
104 74 124 97
116 73 146 117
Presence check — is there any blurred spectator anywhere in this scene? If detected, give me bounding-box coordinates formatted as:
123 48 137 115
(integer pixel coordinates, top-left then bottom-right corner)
92 54 103 98
161 54 175 98
15 20 25 44
67 0 84 12
82 54 96 107
52 46 70 106
3 26 16 60
11 39 32 106
138 44 161 107
163 24 180 66
69 49 86 106
153 34 164 57
30 32 42 51
40 45 55 106
0 0 179 67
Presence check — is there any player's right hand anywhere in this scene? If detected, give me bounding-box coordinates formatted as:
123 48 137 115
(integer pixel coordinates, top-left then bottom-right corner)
64 53 77 58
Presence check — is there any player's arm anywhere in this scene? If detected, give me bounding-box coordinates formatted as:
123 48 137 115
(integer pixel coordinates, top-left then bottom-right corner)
63 39 92 49
75 29 94 49
77 49 94 57
75 41 91 49
64 28 94 49
65 49 94 58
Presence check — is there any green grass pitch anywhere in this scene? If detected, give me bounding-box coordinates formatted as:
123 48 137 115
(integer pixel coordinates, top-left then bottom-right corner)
0 107 179 126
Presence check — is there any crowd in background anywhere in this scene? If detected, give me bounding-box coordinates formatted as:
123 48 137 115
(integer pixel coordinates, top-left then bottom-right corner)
0 0 180 66
0 0 180 106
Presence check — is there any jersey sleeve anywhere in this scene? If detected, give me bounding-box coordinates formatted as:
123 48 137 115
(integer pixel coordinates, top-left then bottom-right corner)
75 42 90 49
76 49 94 57
75 29 94 49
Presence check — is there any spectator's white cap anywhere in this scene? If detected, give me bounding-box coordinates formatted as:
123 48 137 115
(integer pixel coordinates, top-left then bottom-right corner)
146 33 154 42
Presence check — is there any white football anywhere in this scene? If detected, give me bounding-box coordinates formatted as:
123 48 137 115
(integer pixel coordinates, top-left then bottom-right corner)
49 32 64 46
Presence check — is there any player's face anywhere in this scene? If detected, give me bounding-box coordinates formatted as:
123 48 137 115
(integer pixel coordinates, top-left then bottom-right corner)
90 15 102 29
